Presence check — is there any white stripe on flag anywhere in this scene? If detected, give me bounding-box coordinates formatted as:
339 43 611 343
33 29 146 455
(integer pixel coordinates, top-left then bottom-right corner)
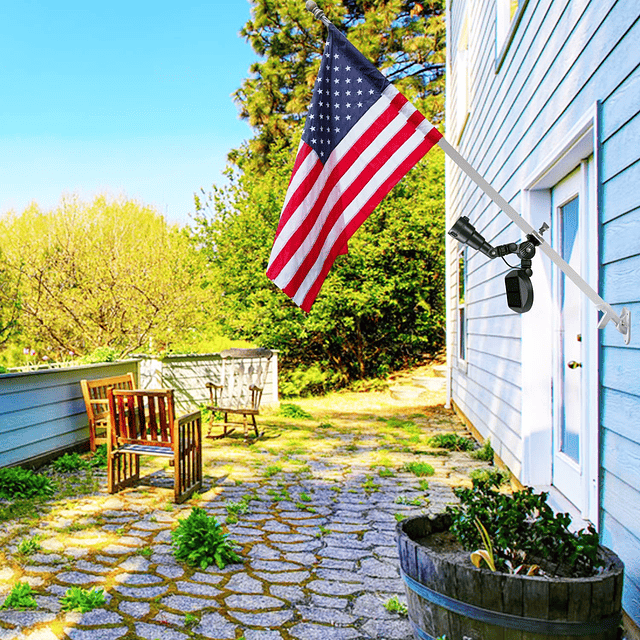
291 126 430 305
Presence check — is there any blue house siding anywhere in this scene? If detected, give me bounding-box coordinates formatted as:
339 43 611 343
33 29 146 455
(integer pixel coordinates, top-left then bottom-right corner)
446 0 640 629
0 360 139 468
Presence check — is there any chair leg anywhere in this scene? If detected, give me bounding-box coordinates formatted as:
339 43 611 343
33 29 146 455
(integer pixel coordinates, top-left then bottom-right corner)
108 452 140 494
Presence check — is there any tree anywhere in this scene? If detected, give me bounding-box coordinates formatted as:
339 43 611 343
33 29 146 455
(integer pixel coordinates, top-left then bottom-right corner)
0 249 21 346
193 0 447 391
234 0 445 159
0 196 209 360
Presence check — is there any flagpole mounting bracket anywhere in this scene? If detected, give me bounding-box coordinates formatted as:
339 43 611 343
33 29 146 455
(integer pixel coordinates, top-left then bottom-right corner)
305 1 332 27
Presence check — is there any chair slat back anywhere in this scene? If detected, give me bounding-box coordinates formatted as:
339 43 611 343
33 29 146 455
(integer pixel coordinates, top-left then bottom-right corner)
81 374 136 421
109 389 175 448
219 349 273 410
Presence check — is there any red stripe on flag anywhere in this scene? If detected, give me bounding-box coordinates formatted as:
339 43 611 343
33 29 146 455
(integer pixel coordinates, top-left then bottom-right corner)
267 98 404 280
298 133 440 311
283 113 431 299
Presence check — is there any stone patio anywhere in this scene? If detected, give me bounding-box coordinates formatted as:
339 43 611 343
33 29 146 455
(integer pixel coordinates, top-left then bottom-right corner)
0 365 488 640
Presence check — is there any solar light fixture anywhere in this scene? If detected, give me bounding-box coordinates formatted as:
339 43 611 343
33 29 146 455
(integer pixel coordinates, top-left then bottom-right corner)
448 216 548 314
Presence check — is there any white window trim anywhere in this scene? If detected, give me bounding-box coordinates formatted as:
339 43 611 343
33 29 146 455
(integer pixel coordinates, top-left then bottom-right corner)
495 0 530 72
520 104 601 527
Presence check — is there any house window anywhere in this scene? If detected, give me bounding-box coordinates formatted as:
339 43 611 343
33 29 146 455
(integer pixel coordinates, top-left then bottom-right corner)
456 9 470 139
495 0 528 71
458 248 467 362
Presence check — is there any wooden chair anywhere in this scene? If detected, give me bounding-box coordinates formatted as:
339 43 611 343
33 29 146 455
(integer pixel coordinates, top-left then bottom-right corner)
81 373 136 452
107 388 202 504
205 348 273 440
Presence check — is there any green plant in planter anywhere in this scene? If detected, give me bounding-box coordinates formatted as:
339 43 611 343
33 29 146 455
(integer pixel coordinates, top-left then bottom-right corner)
172 507 242 570
447 481 603 577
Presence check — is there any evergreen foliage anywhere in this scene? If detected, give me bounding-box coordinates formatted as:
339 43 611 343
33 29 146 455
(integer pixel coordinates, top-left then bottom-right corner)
194 1 447 388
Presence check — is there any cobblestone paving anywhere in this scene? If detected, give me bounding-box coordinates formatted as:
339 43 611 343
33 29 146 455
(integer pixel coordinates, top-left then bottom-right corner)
0 367 488 640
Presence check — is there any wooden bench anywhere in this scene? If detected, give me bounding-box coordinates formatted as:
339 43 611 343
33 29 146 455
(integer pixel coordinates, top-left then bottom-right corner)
80 373 136 452
107 388 202 504
205 348 273 440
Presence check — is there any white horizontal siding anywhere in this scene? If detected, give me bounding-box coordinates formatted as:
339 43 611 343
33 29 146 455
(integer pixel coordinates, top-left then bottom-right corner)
446 0 640 624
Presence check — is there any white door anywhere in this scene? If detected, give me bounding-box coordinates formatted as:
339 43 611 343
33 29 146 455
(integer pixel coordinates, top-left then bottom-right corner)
551 167 586 508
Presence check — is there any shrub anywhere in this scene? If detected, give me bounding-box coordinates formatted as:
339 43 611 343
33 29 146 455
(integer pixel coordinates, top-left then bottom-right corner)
77 346 118 364
469 467 510 487
52 452 88 473
0 467 54 500
427 433 475 451
60 587 106 612
447 483 603 577
89 444 108 468
172 507 242 570
278 403 312 419
1 582 38 610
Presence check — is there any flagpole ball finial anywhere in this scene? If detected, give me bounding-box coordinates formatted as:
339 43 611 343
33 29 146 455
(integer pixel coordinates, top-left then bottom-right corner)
305 0 332 27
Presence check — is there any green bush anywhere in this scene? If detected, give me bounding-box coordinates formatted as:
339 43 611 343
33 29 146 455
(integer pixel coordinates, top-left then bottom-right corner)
89 444 108 468
279 363 339 397
427 433 475 451
52 452 88 473
469 467 510 487
172 507 242 570
0 467 54 500
77 346 118 364
60 587 106 612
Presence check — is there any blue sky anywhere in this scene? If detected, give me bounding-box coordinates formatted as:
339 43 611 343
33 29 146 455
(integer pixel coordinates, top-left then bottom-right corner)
0 0 258 226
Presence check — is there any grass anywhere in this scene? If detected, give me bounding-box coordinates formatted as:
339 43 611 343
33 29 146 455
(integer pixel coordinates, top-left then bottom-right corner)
401 461 435 477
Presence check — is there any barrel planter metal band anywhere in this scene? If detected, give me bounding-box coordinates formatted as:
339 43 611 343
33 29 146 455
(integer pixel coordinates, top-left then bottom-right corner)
396 514 625 640
402 570 622 636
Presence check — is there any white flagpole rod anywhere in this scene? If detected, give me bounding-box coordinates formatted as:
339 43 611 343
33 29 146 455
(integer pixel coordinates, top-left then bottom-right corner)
439 137 631 344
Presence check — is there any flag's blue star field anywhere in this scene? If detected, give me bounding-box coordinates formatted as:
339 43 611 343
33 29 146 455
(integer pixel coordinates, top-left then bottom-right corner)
302 25 391 164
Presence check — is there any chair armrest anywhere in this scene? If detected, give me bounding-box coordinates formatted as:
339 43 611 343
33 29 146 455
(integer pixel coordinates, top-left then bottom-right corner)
178 410 202 425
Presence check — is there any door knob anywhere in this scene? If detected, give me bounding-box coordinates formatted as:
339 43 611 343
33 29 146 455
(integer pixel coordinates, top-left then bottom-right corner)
567 361 582 369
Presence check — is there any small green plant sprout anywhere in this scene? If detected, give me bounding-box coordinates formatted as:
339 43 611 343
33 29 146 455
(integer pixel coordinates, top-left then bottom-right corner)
52 452 89 473
262 464 282 478
172 507 242 570
136 547 153 557
89 444 108 468
470 439 494 462
395 495 424 506
378 467 395 478
427 433 475 452
1 582 38 610
470 519 496 572
279 403 312 419
401 461 435 477
394 513 407 522
184 612 199 629
361 475 380 492
418 479 430 491
384 595 408 616
299 492 312 502
60 586 106 612
17 537 41 556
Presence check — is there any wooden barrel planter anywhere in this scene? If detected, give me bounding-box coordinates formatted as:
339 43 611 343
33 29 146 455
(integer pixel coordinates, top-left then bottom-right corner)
397 514 624 640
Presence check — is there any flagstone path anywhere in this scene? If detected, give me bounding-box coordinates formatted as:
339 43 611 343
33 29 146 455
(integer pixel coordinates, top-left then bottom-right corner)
0 364 492 640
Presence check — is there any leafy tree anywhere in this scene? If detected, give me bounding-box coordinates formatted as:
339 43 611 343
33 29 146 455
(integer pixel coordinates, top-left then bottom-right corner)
194 0 447 390
0 248 21 346
234 0 445 159
0 195 209 360
194 136 445 389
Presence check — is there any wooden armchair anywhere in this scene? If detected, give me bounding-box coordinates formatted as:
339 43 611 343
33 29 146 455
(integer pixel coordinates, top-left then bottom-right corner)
107 388 202 504
205 348 273 440
80 373 136 451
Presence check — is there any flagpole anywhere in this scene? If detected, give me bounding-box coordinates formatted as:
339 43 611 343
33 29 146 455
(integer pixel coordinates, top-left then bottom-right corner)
304 2 631 344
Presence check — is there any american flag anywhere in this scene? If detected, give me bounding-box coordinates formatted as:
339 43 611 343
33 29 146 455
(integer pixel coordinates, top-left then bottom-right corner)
266 24 442 312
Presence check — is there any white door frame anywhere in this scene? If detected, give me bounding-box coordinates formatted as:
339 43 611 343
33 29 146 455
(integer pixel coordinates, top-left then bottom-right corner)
520 105 600 526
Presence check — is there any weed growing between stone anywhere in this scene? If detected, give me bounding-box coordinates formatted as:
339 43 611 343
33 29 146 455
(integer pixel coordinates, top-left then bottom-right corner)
172 507 242 570
0 582 38 610
60 586 106 612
